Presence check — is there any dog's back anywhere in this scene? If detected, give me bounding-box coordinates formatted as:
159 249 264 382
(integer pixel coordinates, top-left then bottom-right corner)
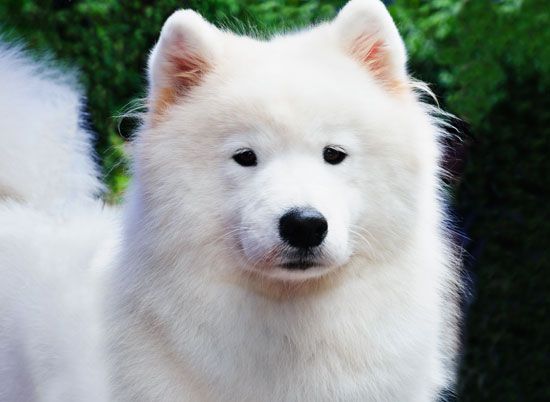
0 42 115 402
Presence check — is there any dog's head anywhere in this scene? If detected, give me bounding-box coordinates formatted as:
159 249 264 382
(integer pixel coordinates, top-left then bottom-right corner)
135 0 440 285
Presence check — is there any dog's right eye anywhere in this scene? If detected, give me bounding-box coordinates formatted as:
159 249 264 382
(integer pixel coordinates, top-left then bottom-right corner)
232 149 257 167
323 146 347 165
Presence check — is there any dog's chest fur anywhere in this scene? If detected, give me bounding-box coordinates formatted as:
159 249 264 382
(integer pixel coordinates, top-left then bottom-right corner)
108 249 448 402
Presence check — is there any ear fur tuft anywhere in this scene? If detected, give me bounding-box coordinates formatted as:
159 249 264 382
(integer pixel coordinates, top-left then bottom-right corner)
147 10 219 117
334 0 408 91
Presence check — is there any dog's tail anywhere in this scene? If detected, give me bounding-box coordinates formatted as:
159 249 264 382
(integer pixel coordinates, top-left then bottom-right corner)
0 41 102 208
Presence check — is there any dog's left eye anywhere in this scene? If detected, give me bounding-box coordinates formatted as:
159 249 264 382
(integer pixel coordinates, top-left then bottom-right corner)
233 148 257 167
323 146 347 165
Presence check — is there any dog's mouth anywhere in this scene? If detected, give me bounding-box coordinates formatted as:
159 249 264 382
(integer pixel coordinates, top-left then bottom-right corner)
279 259 320 270
236 235 334 278
277 247 326 271
238 246 337 283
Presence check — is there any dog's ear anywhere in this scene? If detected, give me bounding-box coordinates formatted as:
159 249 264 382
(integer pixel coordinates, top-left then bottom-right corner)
333 0 408 91
148 10 219 116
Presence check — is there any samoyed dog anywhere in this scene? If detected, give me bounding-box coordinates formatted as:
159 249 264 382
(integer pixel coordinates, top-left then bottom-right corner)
0 0 461 401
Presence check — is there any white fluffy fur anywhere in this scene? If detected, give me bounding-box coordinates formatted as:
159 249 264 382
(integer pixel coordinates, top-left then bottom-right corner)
0 43 118 401
0 43 101 208
107 1 460 401
0 1 460 401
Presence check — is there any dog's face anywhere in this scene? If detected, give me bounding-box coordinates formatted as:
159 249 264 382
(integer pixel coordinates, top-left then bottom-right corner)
136 0 438 283
218 74 364 280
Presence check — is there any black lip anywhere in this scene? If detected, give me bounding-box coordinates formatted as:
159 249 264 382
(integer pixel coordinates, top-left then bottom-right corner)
280 261 319 270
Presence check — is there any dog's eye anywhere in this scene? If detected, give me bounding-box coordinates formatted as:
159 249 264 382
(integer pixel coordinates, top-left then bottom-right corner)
233 149 257 167
323 146 347 165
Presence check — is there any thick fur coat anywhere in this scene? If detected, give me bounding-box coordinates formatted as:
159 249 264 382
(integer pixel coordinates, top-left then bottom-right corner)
0 1 460 401
0 43 117 401
107 0 460 400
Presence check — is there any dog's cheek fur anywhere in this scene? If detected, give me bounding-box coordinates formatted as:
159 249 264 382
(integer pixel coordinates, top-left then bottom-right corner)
352 104 440 263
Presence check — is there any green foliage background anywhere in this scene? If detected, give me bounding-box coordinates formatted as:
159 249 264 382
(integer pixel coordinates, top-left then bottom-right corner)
1 0 548 400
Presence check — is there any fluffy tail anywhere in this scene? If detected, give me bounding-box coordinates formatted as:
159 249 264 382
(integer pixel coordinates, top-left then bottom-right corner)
0 41 101 208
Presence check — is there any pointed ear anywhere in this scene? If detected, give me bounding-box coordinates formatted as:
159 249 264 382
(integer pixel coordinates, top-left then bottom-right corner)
333 0 408 91
147 10 219 116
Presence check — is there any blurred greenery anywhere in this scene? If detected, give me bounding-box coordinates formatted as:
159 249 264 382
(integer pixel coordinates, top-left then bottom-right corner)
0 0 548 400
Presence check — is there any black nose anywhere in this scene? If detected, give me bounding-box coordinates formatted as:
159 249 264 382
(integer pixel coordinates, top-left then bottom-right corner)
279 208 328 249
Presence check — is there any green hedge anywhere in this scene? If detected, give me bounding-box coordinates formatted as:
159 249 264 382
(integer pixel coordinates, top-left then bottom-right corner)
1 0 548 400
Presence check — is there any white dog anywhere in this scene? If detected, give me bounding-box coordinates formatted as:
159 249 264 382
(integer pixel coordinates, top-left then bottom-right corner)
107 0 461 400
0 0 461 401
